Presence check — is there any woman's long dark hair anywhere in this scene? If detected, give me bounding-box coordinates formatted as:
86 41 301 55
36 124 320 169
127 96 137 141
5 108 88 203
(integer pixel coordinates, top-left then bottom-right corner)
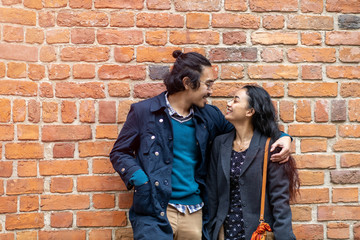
243 85 300 201
164 50 211 95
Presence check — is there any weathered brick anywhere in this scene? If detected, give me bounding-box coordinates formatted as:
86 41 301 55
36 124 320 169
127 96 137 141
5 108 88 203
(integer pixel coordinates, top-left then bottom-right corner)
57 10 108 27
296 100 311 122
118 192 133 209
292 188 329 204
249 0 297 12
149 65 169 80
99 101 116 123
289 124 336 137
279 100 294 122
349 99 360 122
186 13 209 29
80 100 96 123
174 0 220 11
5 143 43 159
0 43 38 62
39 230 86 240
251 32 297 45
53 143 75 158
340 153 360 168
28 64 45 80
0 196 17 214
69 0 92 8
339 15 360 29
7 62 26 79
0 161 12 177
0 99 11 123
147 0 170 10
99 65 146 80
39 160 88 175
16 231 37 240
262 15 284 29
220 65 244 80
61 47 109 62
301 32 322 46
137 46 180 63
115 228 134 240
97 29 142 45
248 65 298 79
93 194 115 209
315 100 329 122
137 13 183 28
20 195 39 212
288 48 335 63
93 158 116 174
301 138 327 153
89 229 112 240
50 177 73 193
71 28 95 44
326 31 360 45
339 47 360 62
0 7 36 25
3 25 24 43
298 170 324 186
212 14 260 29
73 64 95 79
48 64 70 80
61 101 77 123
212 82 255 97
223 31 246 45
39 82 53 98
291 206 312 221
0 124 14 141
108 82 130 98
77 176 126 191
288 82 337 97
78 141 114 157
40 46 56 62
332 188 359 203
261 48 283 62
77 211 127 227
110 12 135 27
301 0 323 13
327 66 360 79
209 48 257 62
355 223 360 239
330 170 360 184
331 100 346 122
50 212 73 228
302 65 322 80
94 0 143 9
96 125 118 139
28 100 40 123
46 29 69 44
43 0 67 7
326 0 360 13
39 11 55 27
293 224 323 240
6 213 44 230
17 161 37 177
0 80 37 97
26 28 44 44
134 83 167 99
170 31 219 45
333 139 360 152
318 206 360 221
225 0 247 11
288 15 333 30
6 178 43 195
114 47 134 62
56 82 105 99
327 222 350 239
41 195 89 210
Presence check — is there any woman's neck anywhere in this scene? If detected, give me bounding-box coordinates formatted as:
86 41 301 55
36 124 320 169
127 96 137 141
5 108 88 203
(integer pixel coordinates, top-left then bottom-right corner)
232 121 254 152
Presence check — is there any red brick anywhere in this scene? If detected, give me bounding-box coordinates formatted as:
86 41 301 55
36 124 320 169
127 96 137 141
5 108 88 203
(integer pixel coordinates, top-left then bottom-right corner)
299 170 325 185
0 99 11 122
186 13 209 29
93 194 115 209
332 188 358 203
55 82 105 98
296 100 311 122
118 100 134 123
71 28 95 44
288 15 333 30
5 143 43 159
301 138 327 153
39 160 88 176
39 11 55 27
340 154 360 168
279 101 294 122
50 177 73 193
174 0 220 11
301 0 323 13
314 100 329 122
327 66 360 79
288 48 335 63
0 8 36 25
263 82 285 98
98 65 146 80
333 139 360 152
43 0 67 7
212 82 253 97
248 65 298 79
118 192 133 209
61 47 109 62
99 101 116 123
223 31 246 45
0 43 37 62
249 0 298 12
51 212 73 228
6 178 43 195
327 222 349 239
355 223 360 240
17 161 37 177
41 195 89 210
93 158 116 174
301 32 322 46
61 101 77 123
39 230 86 240
292 188 329 204
115 228 134 240
212 14 260 29
0 62 5 78
331 170 360 184
114 47 134 62
289 124 336 137
73 64 95 79
0 80 37 97
53 143 75 158
220 65 244 80
78 141 114 157
39 82 53 96
70 0 91 8
7 62 26 78
251 32 297 45
295 154 336 169
28 64 45 80
326 31 360 45
0 161 12 177
349 99 360 122
318 206 360 221
262 15 284 29
5 213 44 230
94 0 143 9
46 29 69 44
291 206 312 221
137 46 180 63
97 29 142 45
0 125 14 141
209 48 257 62
42 102 58 123
339 47 360 62
144 30 167 46
137 13 183 28
302 65 322 80
77 176 126 192
331 99 346 121
261 48 283 62
170 31 219 45
0 196 17 214
0 180 3 195
108 82 130 97
49 64 70 80
2 0 21 5
96 125 118 139
134 83 167 99
110 12 135 27
225 0 247 11
57 10 108 27
326 0 360 13
80 100 95 122
288 82 337 97
20 195 39 212
26 28 44 44
77 211 126 227
293 224 324 240
16 231 37 240
40 46 56 62
89 229 112 240
28 100 40 123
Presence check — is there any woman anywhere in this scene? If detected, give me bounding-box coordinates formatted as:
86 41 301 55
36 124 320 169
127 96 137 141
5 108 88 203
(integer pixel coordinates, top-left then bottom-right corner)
207 85 299 240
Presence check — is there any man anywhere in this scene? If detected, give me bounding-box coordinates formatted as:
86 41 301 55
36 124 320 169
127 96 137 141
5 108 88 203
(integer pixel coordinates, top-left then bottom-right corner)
109 50 291 240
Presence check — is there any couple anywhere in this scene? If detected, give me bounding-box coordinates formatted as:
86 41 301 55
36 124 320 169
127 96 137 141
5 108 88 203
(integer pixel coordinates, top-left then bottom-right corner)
110 51 298 240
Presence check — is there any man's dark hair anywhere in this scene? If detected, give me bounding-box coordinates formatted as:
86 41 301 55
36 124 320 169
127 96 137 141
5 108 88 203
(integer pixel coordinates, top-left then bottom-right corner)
164 50 211 95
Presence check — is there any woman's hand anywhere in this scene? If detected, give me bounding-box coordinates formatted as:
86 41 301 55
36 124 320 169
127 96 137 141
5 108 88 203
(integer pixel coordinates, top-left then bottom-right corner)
270 136 291 164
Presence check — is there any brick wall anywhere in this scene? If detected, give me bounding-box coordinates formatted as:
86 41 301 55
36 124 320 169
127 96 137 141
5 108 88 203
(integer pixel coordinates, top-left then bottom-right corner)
0 0 359 239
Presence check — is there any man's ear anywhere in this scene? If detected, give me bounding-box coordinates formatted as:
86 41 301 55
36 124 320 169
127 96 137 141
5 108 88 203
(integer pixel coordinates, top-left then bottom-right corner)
182 77 191 90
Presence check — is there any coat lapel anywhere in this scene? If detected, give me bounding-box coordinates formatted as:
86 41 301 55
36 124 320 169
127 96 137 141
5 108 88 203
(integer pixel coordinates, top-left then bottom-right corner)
220 130 235 184
239 130 262 177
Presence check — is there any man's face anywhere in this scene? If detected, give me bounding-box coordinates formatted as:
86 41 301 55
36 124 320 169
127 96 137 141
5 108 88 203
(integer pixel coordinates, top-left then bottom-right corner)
188 66 214 108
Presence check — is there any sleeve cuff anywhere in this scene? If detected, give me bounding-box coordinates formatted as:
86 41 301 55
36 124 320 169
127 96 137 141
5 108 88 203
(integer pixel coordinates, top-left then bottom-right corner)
280 131 293 141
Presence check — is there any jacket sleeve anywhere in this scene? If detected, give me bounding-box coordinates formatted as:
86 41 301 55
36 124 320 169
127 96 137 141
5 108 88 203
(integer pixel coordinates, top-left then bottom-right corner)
267 150 296 240
109 104 143 190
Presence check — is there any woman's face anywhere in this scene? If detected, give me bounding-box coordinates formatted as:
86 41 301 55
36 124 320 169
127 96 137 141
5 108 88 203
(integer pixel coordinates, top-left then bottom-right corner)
225 88 253 123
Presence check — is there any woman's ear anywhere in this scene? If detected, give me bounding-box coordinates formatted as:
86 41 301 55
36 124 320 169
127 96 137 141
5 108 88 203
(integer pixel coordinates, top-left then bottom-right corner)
246 108 255 117
182 77 191 90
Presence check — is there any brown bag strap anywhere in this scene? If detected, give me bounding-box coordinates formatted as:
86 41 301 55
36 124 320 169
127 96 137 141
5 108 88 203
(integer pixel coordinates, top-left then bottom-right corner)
259 137 271 222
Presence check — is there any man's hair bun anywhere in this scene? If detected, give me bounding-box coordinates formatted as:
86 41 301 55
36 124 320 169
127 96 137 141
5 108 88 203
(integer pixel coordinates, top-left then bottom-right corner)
172 50 183 59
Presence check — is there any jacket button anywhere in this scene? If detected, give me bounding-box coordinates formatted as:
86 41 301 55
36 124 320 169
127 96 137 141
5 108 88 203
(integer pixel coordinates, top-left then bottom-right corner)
154 181 159 187
164 179 168 185
160 211 165 217
159 119 163 123
121 168 125 173
151 135 155 140
155 151 159 156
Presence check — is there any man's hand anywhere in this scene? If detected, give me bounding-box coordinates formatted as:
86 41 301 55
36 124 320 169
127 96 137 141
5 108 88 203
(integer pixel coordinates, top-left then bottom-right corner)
270 136 291 164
